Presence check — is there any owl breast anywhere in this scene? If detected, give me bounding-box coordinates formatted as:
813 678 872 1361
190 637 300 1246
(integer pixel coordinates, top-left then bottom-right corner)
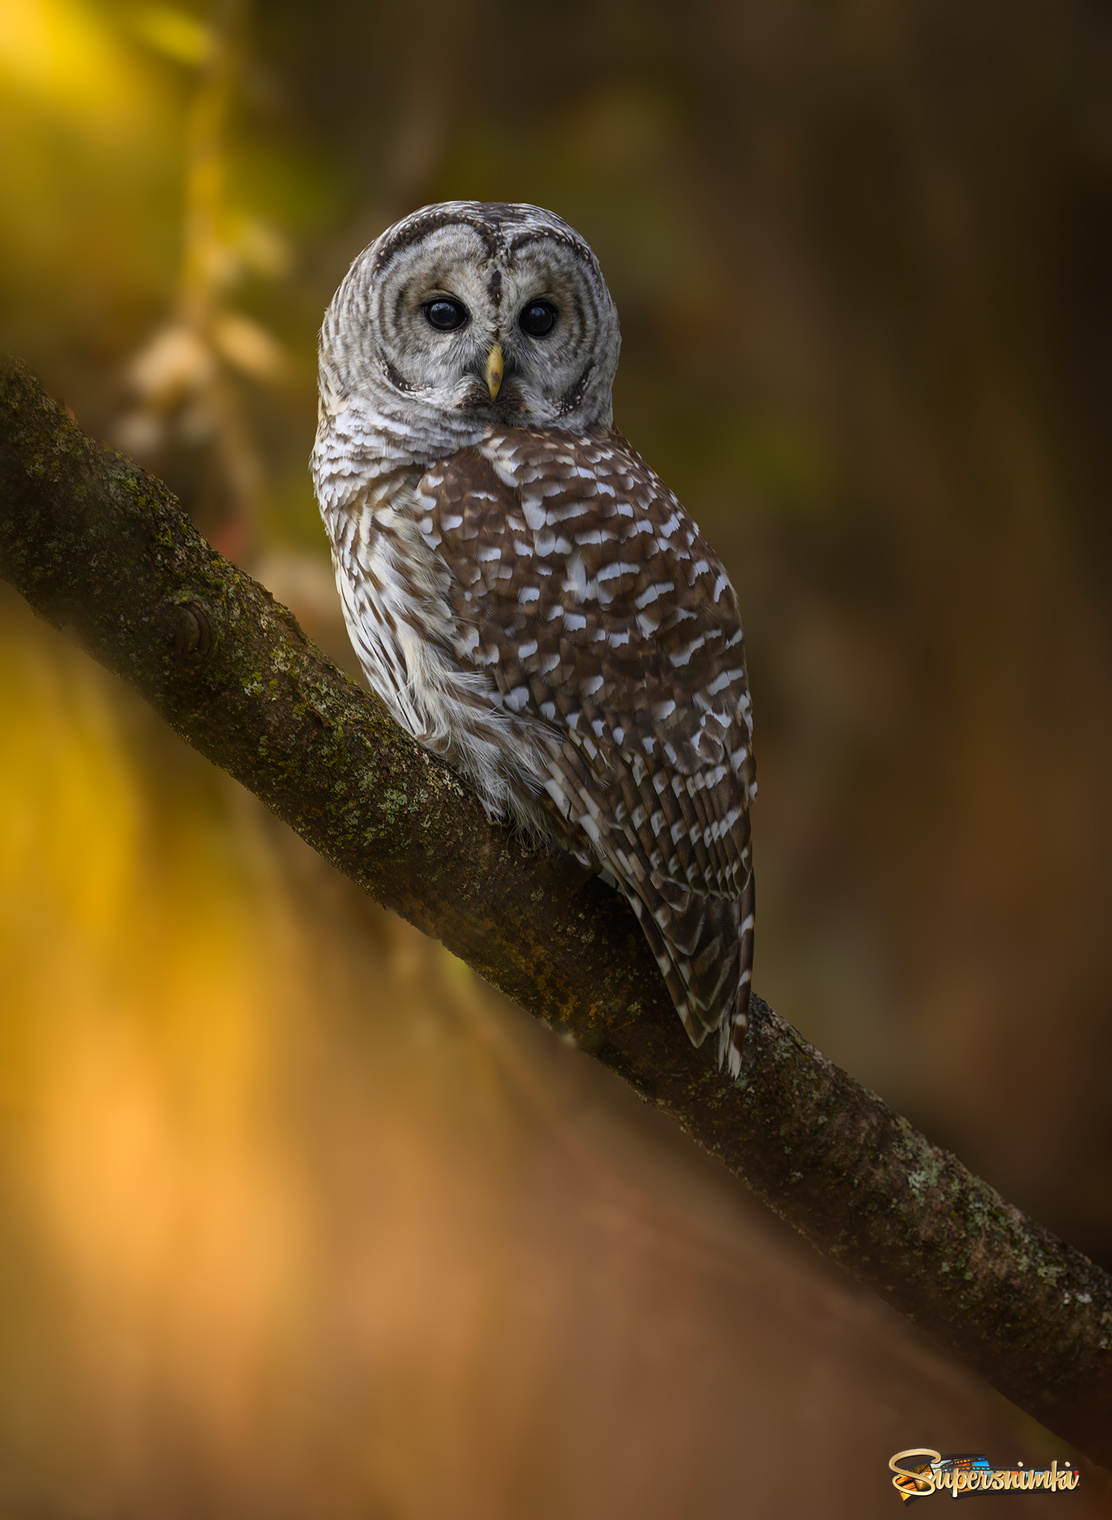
322 459 566 842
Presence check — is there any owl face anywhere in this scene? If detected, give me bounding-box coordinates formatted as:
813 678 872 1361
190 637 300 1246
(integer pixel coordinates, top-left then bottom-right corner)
319 202 621 435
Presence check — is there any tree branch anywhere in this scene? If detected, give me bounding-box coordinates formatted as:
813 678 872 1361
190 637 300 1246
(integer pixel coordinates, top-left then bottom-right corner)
2 355 1110 1466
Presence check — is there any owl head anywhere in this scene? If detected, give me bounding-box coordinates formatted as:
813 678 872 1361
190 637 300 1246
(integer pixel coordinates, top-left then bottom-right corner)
317 202 621 441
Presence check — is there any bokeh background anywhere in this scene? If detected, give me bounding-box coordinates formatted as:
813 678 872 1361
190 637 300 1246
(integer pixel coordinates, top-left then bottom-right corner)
2 0 1111 1515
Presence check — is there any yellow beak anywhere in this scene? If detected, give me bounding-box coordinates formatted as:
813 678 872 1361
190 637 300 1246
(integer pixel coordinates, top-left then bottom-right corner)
484 342 504 401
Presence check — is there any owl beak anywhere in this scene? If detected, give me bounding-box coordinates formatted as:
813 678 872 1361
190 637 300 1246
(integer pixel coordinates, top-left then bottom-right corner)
483 343 504 401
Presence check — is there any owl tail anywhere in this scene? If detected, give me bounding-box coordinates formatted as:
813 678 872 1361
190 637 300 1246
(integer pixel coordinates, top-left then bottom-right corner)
627 870 755 1080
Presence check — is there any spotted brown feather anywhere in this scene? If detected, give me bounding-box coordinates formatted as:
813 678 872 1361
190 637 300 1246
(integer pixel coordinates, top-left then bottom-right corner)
411 425 755 1069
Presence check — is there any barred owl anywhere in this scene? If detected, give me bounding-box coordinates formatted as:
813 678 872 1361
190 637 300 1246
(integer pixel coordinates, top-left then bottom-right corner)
312 202 756 1076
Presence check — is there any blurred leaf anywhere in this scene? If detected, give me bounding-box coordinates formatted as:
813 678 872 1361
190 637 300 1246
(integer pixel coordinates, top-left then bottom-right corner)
125 323 216 405
212 310 288 382
232 213 292 280
129 1 211 65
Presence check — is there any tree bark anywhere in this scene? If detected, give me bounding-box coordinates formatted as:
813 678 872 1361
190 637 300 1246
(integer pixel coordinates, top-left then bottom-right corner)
2 355 1110 1466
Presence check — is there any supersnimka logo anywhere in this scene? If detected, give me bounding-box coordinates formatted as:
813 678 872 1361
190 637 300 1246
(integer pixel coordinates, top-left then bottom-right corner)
889 1449 1081 1503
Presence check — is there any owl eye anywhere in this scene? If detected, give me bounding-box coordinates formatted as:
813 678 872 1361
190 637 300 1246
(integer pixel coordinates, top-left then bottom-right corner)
423 298 469 332
519 300 558 338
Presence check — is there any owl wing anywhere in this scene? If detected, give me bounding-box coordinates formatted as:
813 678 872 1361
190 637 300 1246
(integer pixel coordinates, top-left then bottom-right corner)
414 426 755 902
415 424 756 1071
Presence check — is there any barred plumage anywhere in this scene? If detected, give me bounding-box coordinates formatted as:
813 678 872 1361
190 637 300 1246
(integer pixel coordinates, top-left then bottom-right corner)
312 202 756 1075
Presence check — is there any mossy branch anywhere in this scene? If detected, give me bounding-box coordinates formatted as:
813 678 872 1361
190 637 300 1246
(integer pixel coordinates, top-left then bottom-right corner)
2 356 1110 1466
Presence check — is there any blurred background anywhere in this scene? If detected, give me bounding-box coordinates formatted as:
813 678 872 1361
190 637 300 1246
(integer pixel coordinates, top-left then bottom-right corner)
2 0 1111 1514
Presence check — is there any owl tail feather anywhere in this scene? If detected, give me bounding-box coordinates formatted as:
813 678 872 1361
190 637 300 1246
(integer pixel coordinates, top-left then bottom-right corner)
627 870 755 1080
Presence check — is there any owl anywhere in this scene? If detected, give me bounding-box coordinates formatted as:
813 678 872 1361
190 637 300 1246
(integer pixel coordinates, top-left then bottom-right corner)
312 202 755 1076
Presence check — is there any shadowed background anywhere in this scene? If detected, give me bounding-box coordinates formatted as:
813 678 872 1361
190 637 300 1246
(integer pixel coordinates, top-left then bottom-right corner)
1 0 1111 1515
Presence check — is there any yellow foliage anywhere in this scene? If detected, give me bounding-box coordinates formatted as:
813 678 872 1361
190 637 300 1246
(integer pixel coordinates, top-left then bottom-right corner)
130 2 212 65
0 0 151 134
